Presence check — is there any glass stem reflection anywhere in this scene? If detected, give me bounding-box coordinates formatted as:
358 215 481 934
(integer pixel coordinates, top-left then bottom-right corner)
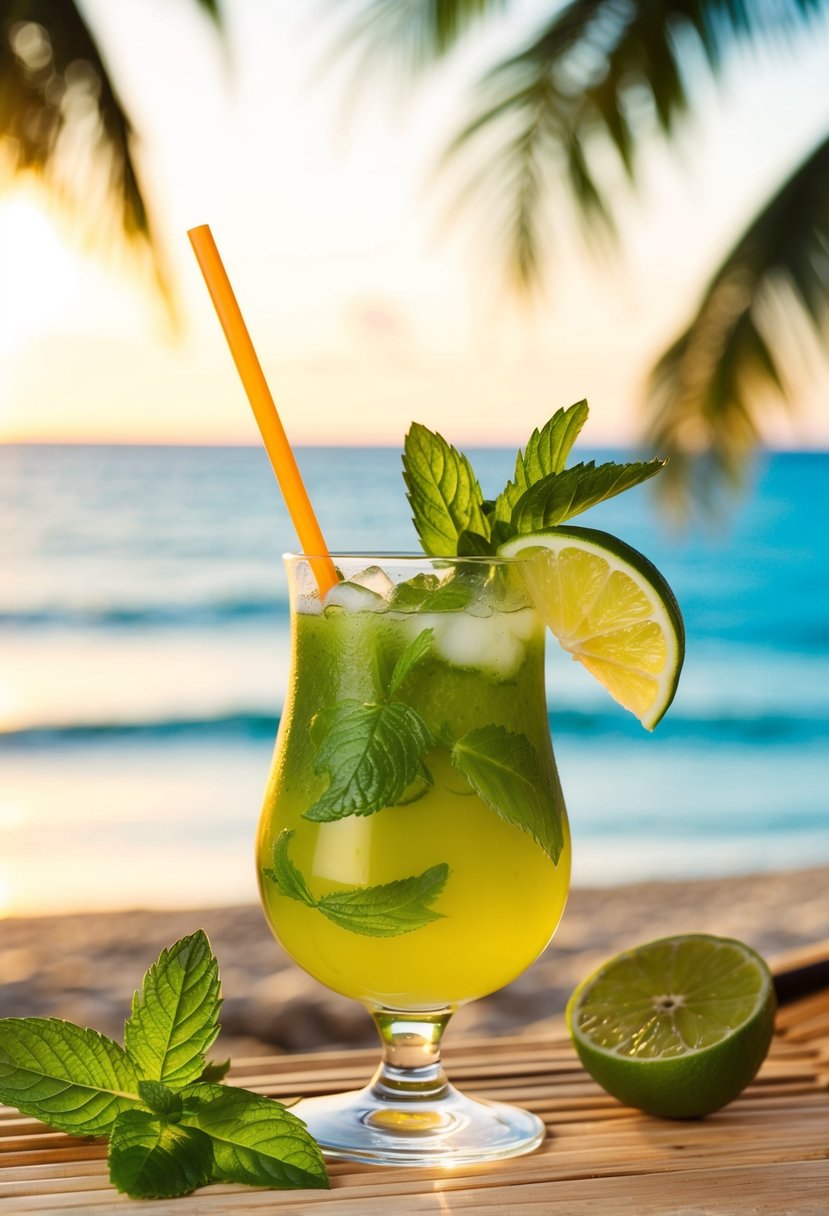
369 1009 452 1107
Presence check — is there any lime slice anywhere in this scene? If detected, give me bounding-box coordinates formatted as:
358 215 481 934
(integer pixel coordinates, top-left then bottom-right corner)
566 934 776 1118
499 526 684 729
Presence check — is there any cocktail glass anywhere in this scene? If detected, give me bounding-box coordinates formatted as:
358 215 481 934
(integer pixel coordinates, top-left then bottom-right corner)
257 554 570 1166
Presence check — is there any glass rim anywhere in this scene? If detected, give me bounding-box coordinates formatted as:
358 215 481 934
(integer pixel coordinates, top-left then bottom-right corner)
282 551 529 564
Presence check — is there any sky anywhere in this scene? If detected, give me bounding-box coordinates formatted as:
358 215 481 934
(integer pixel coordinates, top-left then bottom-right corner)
1 0 829 448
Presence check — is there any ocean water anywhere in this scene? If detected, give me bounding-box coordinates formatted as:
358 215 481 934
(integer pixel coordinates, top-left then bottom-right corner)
1 444 827 915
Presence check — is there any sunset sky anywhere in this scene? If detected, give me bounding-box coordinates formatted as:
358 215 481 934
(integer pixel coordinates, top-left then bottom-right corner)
2 0 829 448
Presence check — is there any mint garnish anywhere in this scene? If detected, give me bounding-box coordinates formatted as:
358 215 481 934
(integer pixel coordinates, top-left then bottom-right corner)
262 828 316 906
198 1057 231 1082
0 932 328 1200
509 459 663 533
0 1019 140 1136
306 700 434 821
125 929 220 1087
137 1079 184 1117
179 1084 329 1189
390 572 482 613
493 400 589 524
305 628 436 822
109 1110 214 1199
264 830 449 937
451 725 564 863
404 400 665 557
403 422 491 555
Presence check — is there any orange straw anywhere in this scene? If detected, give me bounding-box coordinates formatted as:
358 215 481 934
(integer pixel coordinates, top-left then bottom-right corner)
188 224 338 598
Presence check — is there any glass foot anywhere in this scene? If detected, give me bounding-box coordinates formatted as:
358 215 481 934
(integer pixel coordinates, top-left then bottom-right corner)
290 1082 546 1166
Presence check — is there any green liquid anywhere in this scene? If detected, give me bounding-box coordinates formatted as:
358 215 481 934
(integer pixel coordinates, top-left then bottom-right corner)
257 604 570 1010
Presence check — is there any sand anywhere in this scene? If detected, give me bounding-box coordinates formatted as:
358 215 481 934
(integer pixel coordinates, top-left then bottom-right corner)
2 865 828 1059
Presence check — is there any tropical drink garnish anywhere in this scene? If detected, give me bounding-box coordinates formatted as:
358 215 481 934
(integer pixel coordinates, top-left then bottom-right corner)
500 527 684 729
566 934 776 1118
401 399 685 728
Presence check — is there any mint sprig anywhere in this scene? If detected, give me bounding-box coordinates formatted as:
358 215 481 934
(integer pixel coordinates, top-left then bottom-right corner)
179 1084 329 1189
264 830 449 937
0 932 328 1200
125 930 220 1087
305 629 435 822
509 459 663 533
0 1019 140 1136
109 1110 214 1199
403 400 665 557
493 400 589 524
403 422 490 555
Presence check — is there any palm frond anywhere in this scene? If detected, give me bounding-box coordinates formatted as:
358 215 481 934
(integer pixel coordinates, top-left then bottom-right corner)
432 0 829 291
644 132 829 516
334 0 508 78
0 0 223 313
194 0 223 25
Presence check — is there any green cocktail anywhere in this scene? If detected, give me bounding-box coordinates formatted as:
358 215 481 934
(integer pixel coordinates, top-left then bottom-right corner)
258 557 570 1011
256 555 569 1163
255 403 683 1166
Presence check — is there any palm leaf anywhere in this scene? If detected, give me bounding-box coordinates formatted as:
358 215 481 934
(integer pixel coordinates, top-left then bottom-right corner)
424 0 829 290
333 0 507 77
0 0 222 311
644 132 829 515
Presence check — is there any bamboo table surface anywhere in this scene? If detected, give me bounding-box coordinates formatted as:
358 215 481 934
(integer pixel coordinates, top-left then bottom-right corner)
2 952 829 1215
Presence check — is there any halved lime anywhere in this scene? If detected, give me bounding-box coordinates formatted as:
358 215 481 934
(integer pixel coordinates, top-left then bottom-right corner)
566 934 776 1118
499 526 684 729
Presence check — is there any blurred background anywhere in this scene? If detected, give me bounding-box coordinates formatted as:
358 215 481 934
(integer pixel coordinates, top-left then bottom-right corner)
2 0 829 924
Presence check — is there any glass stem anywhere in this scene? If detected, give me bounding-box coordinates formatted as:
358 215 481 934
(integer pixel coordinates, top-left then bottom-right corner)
369 1009 453 1105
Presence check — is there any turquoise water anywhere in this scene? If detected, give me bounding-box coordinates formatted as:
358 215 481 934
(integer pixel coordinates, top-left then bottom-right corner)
1 444 827 913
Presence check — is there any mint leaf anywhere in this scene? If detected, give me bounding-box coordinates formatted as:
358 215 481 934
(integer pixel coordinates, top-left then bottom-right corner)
198 1058 231 1083
305 700 434 821
524 400 589 479
262 833 449 937
510 459 664 532
262 829 316 904
124 930 220 1089
387 627 433 697
108 1109 213 1199
390 573 482 613
456 528 495 556
0 1018 139 1136
420 577 481 611
403 422 490 555
317 863 449 937
138 1080 183 1118
181 1084 328 1190
451 725 564 862
494 401 589 524
389 572 439 610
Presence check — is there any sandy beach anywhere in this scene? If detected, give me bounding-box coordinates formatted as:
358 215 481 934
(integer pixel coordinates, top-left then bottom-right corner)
2 864 828 1060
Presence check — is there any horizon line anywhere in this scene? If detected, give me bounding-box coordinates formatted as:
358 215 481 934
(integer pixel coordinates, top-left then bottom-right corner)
2 437 828 455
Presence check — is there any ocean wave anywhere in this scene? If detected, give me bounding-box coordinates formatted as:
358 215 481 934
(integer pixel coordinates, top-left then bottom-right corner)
0 597 289 629
3 708 827 749
0 712 280 747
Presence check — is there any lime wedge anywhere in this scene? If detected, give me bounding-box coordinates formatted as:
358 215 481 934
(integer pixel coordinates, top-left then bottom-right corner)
566 934 776 1118
499 526 684 729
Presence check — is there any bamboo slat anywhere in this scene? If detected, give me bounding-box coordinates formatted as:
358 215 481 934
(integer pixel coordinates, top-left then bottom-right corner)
2 984 828 1213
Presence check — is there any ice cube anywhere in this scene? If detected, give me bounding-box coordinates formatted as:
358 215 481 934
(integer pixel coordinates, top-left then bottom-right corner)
348 566 395 600
324 582 387 614
412 612 527 679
